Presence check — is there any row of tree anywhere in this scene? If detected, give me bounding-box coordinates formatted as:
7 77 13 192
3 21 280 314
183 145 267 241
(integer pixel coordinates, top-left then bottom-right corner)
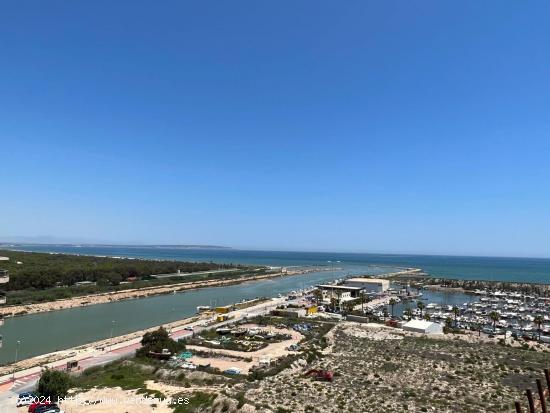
0 249 241 291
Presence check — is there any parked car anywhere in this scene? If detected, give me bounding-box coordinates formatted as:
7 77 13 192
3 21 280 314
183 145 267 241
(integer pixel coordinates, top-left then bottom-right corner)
34 405 59 413
184 326 194 331
29 401 52 413
224 367 241 375
40 406 64 413
17 393 37 407
181 362 197 370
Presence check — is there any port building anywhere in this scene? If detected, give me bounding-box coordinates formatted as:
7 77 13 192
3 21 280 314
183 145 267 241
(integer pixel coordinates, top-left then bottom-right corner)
402 319 443 334
343 278 390 293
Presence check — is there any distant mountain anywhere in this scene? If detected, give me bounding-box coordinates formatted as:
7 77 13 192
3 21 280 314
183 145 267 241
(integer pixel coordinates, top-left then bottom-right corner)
0 237 232 250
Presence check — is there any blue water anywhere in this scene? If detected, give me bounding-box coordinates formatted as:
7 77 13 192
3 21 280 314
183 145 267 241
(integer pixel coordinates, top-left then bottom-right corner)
0 265 389 364
0 244 548 363
7 245 550 284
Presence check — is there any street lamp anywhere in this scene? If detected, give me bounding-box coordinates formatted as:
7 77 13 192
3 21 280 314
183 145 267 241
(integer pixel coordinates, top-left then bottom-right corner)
109 320 116 351
12 340 21 381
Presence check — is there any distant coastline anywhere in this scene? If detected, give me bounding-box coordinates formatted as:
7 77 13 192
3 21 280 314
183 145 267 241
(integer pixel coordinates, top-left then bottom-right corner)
0 242 233 250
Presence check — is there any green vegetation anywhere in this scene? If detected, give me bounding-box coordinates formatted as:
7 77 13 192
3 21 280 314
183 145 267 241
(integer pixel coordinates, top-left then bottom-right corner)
136 327 186 358
72 359 161 390
0 249 268 305
37 369 72 400
0 249 242 290
172 392 217 413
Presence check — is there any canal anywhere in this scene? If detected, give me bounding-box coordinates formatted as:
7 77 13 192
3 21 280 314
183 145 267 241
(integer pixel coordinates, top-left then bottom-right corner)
0 265 394 364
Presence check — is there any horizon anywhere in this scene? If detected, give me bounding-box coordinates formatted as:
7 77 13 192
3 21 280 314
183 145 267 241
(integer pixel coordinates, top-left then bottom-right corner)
2 2 550 258
2 239 550 261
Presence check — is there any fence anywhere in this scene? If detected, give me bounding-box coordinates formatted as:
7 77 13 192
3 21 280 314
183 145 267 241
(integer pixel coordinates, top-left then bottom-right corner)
515 369 550 413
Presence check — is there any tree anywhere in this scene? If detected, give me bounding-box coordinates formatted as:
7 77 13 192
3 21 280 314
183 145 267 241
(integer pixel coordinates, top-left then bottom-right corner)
343 300 355 314
471 322 482 337
452 306 460 328
534 315 544 341
389 298 397 318
489 311 500 334
360 291 368 314
137 327 183 357
424 313 431 321
383 308 389 323
330 297 338 312
312 289 323 302
38 369 71 401
404 307 413 320
445 317 453 330
416 301 425 319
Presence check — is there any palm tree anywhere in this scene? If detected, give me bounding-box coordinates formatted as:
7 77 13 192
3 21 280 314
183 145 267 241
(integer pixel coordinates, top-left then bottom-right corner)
452 306 460 328
472 322 482 337
383 308 389 323
445 317 453 330
417 301 425 319
489 311 500 334
424 313 431 321
534 315 544 341
360 291 368 314
312 288 323 303
389 298 397 318
404 308 413 321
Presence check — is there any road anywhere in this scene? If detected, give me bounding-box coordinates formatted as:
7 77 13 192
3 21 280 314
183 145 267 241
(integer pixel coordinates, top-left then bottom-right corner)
0 297 284 411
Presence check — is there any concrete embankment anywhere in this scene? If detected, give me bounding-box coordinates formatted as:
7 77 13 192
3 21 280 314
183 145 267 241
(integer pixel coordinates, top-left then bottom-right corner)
0 269 320 317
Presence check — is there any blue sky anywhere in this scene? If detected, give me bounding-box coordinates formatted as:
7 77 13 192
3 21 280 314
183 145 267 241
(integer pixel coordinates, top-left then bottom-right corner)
1 1 549 257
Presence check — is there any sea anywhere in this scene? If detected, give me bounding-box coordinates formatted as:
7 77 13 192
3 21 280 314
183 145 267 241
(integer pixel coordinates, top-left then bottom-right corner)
4 244 550 284
0 245 549 363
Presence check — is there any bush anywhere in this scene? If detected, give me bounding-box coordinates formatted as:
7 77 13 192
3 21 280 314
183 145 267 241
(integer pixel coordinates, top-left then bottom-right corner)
136 327 185 357
37 369 71 400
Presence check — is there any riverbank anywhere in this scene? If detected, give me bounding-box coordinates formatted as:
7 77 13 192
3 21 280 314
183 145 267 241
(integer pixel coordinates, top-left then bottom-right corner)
0 296 283 386
0 268 321 317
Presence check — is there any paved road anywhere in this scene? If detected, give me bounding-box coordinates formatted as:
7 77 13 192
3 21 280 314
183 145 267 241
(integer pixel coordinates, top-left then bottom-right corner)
0 298 283 411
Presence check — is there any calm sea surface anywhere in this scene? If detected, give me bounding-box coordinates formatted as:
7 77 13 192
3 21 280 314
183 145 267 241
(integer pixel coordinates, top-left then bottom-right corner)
0 245 548 364
7 245 550 283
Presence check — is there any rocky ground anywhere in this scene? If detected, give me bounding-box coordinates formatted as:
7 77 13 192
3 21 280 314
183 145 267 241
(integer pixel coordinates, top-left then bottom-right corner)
237 323 550 413
63 321 550 413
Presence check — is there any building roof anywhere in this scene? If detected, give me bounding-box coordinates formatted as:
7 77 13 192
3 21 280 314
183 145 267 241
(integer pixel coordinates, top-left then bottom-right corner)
317 284 363 290
403 319 439 330
346 278 389 284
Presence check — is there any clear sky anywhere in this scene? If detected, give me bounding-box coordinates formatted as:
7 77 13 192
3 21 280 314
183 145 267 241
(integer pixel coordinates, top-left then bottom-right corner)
1 1 549 257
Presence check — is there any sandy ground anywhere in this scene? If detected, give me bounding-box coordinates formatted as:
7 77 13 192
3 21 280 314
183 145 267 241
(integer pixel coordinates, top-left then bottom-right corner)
0 273 288 317
23 388 176 413
185 324 303 373
1 265 340 318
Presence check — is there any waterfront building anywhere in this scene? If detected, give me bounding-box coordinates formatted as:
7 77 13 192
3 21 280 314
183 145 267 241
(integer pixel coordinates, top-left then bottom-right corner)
317 284 363 304
344 278 390 293
403 319 443 334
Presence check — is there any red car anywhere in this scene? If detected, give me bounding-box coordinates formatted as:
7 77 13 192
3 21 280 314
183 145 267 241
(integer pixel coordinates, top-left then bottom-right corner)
28 400 51 413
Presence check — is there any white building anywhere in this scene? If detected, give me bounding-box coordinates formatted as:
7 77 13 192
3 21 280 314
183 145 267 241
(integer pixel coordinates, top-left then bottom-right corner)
402 319 443 334
317 285 362 304
344 278 390 293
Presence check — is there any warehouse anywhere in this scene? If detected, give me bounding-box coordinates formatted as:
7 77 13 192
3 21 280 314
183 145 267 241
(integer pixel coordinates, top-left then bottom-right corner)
402 319 443 334
343 278 390 293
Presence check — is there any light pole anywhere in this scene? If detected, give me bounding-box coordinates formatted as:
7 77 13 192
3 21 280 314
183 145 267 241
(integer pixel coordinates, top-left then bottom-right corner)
109 320 116 351
12 340 20 381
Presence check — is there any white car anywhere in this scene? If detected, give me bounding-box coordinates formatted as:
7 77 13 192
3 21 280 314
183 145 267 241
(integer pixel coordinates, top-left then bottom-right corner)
224 367 241 375
16 393 36 407
181 362 197 370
